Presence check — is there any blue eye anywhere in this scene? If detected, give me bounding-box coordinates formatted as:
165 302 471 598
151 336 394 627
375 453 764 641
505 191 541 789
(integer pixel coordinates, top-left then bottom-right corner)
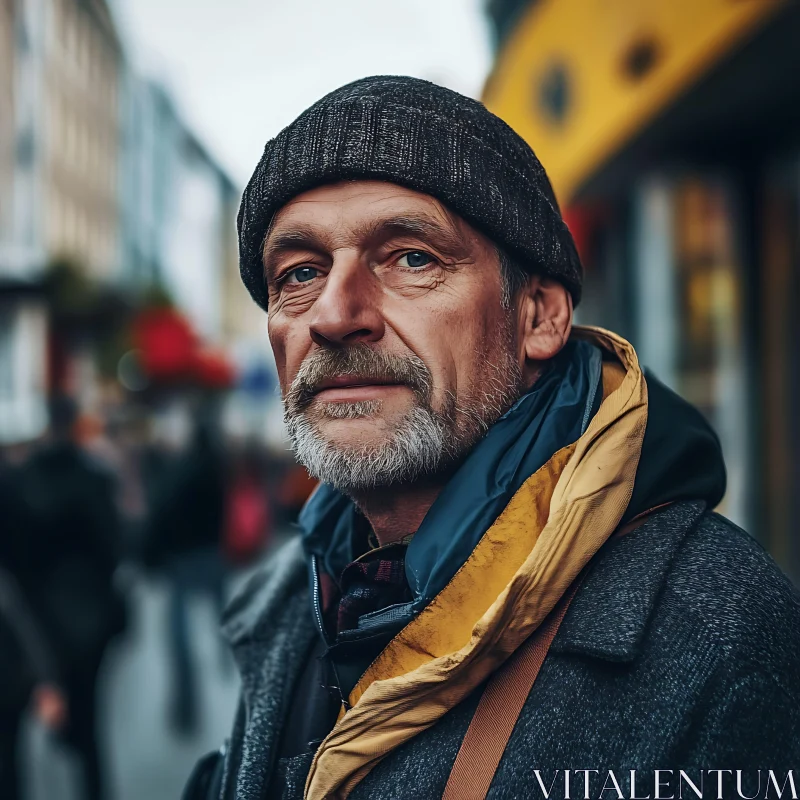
287 266 319 284
398 251 434 269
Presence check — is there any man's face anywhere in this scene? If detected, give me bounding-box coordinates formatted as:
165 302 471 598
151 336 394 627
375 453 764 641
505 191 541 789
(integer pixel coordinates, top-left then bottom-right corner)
265 181 525 493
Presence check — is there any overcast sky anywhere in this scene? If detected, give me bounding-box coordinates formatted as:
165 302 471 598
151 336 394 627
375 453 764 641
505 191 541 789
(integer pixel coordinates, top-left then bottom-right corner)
114 0 493 188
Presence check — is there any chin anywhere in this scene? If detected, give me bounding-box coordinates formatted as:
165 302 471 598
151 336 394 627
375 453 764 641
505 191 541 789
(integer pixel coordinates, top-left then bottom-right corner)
288 402 461 492
317 418 394 451
313 398 408 434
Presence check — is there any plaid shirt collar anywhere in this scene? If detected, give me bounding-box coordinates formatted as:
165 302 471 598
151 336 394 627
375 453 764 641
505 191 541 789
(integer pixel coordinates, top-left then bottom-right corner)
320 534 415 637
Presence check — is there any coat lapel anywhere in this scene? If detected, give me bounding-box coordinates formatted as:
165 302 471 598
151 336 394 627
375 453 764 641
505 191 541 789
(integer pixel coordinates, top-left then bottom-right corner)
552 500 707 662
221 537 316 800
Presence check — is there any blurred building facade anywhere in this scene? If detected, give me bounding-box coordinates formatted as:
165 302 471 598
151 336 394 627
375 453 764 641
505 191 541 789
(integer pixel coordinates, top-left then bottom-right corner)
0 0 49 444
0 0 285 447
160 133 234 342
121 76 238 341
484 0 800 581
120 75 283 444
120 77 173 290
45 0 122 278
1 0 14 244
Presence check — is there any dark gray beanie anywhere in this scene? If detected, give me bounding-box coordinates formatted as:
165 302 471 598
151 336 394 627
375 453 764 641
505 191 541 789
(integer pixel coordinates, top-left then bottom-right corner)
238 75 583 308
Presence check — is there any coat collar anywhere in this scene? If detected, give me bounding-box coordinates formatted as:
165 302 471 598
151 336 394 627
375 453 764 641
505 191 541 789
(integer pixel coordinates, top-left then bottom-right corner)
219 537 315 800
218 501 710 800
221 534 308 647
224 501 709 668
551 500 707 662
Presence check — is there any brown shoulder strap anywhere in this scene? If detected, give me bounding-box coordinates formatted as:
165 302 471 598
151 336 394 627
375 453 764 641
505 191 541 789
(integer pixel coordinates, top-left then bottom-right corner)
442 580 581 800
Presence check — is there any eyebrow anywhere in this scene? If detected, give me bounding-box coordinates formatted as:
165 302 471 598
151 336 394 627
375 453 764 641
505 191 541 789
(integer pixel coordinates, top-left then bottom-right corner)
262 226 328 283
262 211 467 281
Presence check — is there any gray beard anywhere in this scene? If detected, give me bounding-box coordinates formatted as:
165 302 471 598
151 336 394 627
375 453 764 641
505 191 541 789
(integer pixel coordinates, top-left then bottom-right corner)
284 377 523 495
284 398 460 493
282 330 523 495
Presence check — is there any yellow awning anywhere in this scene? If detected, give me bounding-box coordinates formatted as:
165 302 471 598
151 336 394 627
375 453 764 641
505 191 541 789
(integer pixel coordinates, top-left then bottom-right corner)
483 0 786 204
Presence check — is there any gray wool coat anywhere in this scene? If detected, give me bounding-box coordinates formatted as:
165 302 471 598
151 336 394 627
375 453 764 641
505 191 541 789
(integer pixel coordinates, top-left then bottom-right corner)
205 501 800 800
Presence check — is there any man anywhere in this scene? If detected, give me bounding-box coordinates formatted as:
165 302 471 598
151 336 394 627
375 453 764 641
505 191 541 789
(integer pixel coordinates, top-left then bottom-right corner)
184 77 800 800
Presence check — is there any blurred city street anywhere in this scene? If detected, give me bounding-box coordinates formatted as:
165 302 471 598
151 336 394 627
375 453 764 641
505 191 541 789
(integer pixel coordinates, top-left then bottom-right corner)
24 571 241 800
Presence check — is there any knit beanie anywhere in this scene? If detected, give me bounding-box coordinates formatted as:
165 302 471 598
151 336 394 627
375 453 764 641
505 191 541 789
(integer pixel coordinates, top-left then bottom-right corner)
238 75 583 308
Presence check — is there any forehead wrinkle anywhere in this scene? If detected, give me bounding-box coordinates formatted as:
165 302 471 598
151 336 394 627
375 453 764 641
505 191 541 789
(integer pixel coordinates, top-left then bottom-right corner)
265 225 326 253
264 210 470 276
353 212 467 255
262 186 486 279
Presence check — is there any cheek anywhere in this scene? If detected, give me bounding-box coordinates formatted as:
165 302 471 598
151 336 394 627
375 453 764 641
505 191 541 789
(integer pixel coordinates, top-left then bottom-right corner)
447 300 512 395
268 314 301 393
450 314 496 383
392 301 499 402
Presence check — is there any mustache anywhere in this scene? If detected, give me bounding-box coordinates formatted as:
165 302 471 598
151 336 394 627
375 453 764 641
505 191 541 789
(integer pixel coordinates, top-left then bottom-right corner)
285 345 432 412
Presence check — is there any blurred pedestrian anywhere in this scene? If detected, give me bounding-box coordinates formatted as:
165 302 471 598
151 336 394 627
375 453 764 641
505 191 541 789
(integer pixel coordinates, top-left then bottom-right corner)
0 565 68 800
275 462 316 527
16 396 128 800
143 415 227 736
0 469 67 800
222 444 272 567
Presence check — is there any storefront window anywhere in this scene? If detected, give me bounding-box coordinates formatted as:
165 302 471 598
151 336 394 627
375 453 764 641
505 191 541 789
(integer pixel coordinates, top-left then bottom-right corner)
632 172 751 529
761 156 800 580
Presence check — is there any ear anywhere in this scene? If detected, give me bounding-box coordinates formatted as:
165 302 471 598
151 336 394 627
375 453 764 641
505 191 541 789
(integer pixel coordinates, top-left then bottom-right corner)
518 275 573 382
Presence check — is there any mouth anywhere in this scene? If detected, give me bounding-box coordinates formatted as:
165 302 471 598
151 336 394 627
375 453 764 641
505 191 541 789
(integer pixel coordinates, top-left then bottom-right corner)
310 376 406 403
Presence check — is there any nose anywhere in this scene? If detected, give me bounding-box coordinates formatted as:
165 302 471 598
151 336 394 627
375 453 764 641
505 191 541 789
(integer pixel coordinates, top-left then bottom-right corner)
308 251 385 347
